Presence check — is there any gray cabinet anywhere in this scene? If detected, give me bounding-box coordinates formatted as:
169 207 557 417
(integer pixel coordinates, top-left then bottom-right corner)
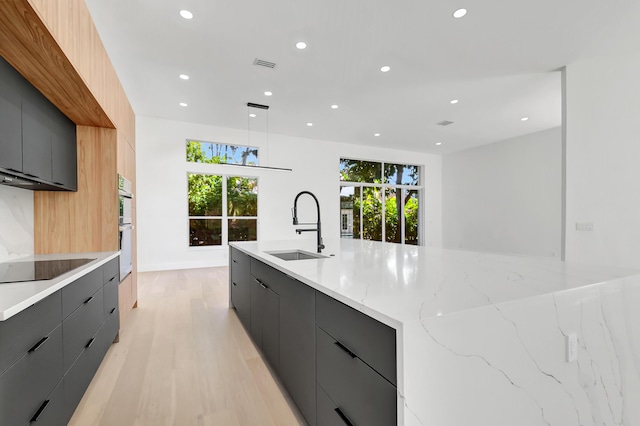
0 58 23 173
230 247 251 330
0 257 119 426
0 55 77 191
229 248 397 426
249 274 280 371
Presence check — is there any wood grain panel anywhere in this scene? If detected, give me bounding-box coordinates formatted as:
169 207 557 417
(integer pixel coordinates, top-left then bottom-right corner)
0 0 113 128
34 126 118 253
28 0 135 142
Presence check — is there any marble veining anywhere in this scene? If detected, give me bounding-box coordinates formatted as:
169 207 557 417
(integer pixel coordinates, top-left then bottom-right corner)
232 239 640 425
0 185 34 262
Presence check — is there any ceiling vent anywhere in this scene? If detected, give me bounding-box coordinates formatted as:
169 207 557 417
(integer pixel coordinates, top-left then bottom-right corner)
253 58 277 69
437 120 454 126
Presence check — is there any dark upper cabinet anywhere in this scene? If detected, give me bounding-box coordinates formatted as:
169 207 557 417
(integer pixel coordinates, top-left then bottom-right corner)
0 55 77 191
0 74 22 172
21 85 53 182
51 110 77 189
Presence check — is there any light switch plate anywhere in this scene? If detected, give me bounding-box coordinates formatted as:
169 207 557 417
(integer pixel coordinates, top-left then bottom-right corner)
566 333 578 362
576 222 594 231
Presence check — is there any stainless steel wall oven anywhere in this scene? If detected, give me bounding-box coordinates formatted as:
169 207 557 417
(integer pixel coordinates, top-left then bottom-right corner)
118 175 133 281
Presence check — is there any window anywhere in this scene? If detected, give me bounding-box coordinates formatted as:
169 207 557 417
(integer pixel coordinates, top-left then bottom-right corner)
340 158 421 245
187 139 258 166
188 174 258 246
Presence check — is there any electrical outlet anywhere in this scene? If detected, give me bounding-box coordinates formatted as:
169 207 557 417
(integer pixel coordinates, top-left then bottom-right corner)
576 222 594 232
566 333 578 362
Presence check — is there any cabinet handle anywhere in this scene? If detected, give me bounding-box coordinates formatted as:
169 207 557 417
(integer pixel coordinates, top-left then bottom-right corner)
84 296 93 304
232 282 237 286
108 276 116 283
85 338 95 349
232 259 238 263
53 181 64 185
28 336 49 353
334 407 355 426
334 341 357 359
254 278 268 289
30 399 50 423
110 307 116 314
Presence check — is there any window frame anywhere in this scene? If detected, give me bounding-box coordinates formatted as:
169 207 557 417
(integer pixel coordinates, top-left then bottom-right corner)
339 158 424 245
187 172 259 248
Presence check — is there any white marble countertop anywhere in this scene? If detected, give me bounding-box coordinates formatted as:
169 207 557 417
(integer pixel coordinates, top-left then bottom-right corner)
230 239 640 328
0 251 119 321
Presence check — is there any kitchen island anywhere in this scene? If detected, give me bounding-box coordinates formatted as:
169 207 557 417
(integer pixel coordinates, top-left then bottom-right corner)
231 239 640 426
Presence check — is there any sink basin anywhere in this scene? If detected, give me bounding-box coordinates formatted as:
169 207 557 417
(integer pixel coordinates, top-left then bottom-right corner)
266 250 328 261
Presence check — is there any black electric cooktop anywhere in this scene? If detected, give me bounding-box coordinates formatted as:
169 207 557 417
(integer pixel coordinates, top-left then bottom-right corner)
0 258 95 284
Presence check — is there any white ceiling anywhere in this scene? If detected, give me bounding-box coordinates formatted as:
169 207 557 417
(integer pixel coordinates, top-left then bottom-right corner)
84 0 634 155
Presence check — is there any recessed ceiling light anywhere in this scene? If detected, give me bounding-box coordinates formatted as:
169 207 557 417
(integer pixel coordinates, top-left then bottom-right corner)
307 122 313 127
521 117 529 121
249 113 256 118
380 66 391 73
374 133 380 137
295 41 307 50
436 142 442 146
179 102 188 107
331 104 339 109
453 8 467 18
450 99 459 104
264 91 273 96
179 74 189 80
179 10 193 19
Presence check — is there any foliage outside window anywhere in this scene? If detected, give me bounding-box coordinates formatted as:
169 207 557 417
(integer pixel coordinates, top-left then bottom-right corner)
187 140 258 247
340 159 421 245
187 139 258 166
188 174 258 246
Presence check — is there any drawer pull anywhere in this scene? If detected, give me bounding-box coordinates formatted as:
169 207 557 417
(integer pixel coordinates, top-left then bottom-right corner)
28 336 49 353
334 341 357 359
110 307 117 314
232 282 237 286
254 278 268 289
85 338 95 349
30 399 50 423
232 259 238 263
335 407 355 426
108 276 116 283
84 296 94 304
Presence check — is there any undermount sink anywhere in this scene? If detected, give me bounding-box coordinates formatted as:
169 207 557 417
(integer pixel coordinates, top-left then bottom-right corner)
267 250 329 261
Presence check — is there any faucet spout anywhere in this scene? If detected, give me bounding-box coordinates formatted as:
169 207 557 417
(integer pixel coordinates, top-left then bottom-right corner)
292 191 324 253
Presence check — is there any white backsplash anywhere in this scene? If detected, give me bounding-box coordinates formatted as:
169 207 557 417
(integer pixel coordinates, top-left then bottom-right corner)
0 185 34 262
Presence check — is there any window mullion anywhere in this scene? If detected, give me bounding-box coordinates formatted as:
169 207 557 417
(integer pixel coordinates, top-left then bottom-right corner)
222 176 228 245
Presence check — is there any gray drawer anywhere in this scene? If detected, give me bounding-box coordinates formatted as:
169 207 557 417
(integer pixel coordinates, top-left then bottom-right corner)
63 288 104 372
103 272 119 317
317 382 351 426
63 317 114 422
316 327 396 426
249 257 284 293
0 325 64 426
230 247 250 269
28 378 65 426
62 267 102 318
316 291 396 385
103 257 119 285
0 290 62 375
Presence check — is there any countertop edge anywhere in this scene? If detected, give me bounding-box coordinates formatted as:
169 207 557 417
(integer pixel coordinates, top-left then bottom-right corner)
0 251 120 321
230 242 404 331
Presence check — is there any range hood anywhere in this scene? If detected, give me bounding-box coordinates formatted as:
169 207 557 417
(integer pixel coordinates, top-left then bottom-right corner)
0 169 64 191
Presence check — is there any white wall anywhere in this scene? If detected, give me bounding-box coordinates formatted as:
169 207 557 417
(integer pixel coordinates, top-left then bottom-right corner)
136 115 442 271
442 127 562 258
565 4 640 268
0 185 34 262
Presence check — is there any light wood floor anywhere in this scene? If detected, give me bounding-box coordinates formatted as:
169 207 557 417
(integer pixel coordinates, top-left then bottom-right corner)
69 267 306 426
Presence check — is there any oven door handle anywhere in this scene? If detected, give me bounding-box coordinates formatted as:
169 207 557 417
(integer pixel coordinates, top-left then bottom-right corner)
119 224 135 231
119 189 134 199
